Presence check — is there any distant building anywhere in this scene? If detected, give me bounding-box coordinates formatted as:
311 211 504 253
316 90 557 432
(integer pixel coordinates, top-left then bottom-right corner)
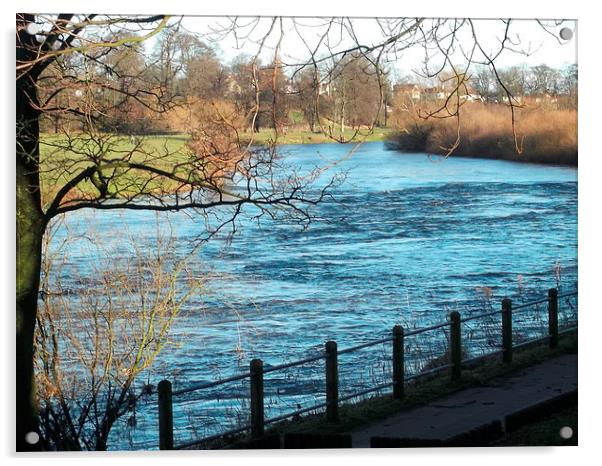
395 84 422 100
318 81 331 96
501 95 524 104
532 93 558 104
284 81 295 94
463 94 482 102
422 86 447 100
225 75 242 95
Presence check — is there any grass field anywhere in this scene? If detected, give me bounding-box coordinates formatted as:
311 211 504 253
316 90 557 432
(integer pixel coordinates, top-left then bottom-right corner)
38 129 393 205
40 133 189 159
239 127 395 145
39 133 191 204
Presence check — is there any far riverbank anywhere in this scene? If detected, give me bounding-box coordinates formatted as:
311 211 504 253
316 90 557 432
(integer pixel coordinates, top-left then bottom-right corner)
241 124 577 167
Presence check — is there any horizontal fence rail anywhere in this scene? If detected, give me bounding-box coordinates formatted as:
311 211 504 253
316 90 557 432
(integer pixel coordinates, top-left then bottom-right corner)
172 371 252 397
157 288 578 449
262 354 326 374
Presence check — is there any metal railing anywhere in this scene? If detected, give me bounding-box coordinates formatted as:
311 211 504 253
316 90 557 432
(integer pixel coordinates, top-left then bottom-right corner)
157 287 578 449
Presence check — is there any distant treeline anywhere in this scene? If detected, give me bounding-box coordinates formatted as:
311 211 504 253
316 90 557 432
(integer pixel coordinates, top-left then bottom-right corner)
39 30 384 137
39 27 577 165
393 63 577 107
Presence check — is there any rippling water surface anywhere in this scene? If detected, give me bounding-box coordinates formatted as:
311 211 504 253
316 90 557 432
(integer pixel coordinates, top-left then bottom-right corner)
50 142 577 449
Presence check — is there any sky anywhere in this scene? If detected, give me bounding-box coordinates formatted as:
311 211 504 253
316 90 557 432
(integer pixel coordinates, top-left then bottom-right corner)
173 16 577 78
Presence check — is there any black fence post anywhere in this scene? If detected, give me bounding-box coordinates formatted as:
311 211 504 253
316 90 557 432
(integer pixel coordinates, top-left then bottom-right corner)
392 325 405 399
325 341 339 422
250 358 264 437
158 379 174 450
502 298 513 363
449 311 462 380
548 288 559 349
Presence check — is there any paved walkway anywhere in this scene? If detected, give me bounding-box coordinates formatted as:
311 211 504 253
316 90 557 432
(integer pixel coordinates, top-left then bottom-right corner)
352 354 577 447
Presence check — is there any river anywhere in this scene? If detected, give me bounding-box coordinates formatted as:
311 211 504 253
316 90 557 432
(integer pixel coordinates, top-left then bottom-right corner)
47 141 578 449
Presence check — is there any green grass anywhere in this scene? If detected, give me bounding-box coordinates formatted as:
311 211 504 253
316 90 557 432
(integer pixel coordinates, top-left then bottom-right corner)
492 405 577 446
38 130 393 205
39 133 191 202
240 127 395 145
40 133 190 170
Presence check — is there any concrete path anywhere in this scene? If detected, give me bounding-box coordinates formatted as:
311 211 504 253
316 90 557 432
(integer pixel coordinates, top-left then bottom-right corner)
352 354 577 447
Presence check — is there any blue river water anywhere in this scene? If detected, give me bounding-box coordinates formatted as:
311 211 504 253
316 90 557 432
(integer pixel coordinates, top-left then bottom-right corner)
48 142 577 449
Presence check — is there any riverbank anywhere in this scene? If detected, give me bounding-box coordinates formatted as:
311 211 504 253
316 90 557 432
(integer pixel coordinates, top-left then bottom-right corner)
187 331 577 449
269 331 577 440
386 104 577 166
36 129 388 203
239 127 396 145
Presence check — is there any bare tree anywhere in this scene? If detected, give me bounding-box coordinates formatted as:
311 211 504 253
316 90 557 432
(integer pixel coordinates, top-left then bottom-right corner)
529 64 562 96
16 14 331 450
471 65 496 103
35 215 201 450
327 53 385 136
560 63 578 109
16 14 573 450
292 67 322 132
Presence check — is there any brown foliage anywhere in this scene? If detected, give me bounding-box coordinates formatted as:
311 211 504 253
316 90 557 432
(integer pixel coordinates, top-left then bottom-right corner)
178 98 248 180
387 102 577 165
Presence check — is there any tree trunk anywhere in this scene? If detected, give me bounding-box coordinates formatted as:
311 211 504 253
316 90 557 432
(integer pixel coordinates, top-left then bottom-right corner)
16 49 46 450
339 98 346 135
16 170 45 451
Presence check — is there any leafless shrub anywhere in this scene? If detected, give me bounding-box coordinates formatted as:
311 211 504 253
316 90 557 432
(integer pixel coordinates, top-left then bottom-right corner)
35 215 202 450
